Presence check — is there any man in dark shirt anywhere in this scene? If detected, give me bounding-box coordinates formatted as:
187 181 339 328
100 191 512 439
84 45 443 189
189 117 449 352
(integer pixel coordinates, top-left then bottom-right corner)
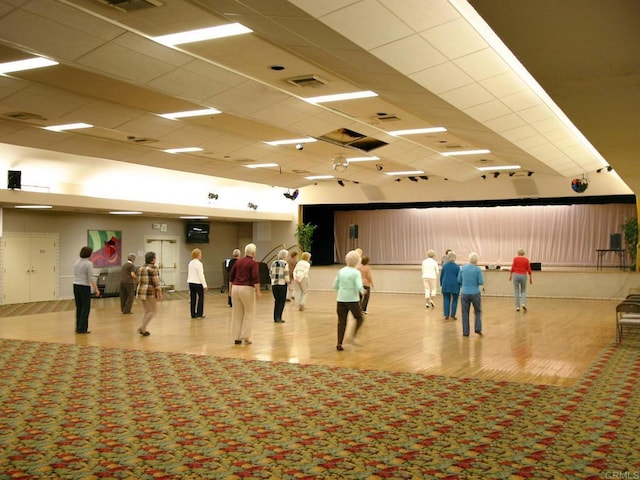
119 253 137 314
228 243 261 345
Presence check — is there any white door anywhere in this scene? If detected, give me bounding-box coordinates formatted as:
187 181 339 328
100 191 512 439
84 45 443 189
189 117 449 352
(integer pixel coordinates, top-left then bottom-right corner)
145 238 178 289
3 234 57 304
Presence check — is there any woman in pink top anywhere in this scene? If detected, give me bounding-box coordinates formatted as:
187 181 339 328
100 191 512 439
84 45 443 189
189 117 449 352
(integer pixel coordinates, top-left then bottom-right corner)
509 248 532 312
357 255 374 313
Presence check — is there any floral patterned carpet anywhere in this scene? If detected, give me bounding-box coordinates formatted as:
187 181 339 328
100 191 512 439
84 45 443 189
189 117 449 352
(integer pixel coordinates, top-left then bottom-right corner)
0 336 638 479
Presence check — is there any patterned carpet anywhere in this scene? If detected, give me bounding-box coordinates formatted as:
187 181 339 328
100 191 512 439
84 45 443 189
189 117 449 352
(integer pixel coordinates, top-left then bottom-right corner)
0 335 639 479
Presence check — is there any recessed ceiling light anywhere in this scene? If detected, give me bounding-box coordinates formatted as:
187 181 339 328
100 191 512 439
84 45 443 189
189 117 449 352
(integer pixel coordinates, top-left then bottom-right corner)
246 163 279 169
388 127 447 136
477 165 521 171
109 211 143 215
163 147 203 154
305 175 335 180
304 91 378 104
384 170 425 176
43 123 93 132
441 149 491 156
0 57 58 74
160 108 221 119
15 205 52 209
154 23 252 46
265 138 316 146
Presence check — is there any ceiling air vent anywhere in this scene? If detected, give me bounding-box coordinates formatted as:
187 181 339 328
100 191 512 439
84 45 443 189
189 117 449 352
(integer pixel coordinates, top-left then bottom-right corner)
375 113 400 122
3 111 47 121
99 0 163 12
286 75 328 88
126 136 157 143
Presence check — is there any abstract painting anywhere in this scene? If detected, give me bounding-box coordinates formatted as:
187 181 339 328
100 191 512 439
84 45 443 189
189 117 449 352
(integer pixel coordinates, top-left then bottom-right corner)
88 230 122 267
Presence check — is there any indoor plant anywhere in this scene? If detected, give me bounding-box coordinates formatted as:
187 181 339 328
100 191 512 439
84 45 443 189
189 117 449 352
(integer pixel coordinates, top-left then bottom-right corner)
295 222 318 253
621 216 638 271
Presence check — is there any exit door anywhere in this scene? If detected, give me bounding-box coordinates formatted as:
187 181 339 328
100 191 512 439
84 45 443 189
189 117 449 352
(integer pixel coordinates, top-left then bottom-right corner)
145 237 178 289
2 234 58 304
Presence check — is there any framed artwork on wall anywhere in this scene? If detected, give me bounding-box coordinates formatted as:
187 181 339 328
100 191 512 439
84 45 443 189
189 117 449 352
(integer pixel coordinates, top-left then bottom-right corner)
88 230 122 267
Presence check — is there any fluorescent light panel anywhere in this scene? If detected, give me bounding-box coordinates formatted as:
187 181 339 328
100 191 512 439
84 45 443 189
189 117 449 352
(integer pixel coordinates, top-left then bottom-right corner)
160 108 221 119
384 170 425 176
0 57 58 74
109 211 143 215
154 23 252 46
15 205 52 209
477 165 521 171
389 127 447 136
441 149 491 156
305 175 334 180
265 138 316 146
305 91 377 104
246 163 279 169
163 147 203 154
346 156 379 162
44 123 93 132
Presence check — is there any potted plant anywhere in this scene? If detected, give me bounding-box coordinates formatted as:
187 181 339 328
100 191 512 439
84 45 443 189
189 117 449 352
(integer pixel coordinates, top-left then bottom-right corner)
621 216 638 271
295 222 317 253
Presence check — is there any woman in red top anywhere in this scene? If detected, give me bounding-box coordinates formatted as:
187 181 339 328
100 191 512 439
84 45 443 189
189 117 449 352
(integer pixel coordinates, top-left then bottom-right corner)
509 248 532 312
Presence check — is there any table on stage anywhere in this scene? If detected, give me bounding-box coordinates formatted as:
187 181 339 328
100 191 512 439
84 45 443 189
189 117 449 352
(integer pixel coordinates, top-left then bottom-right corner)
596 249 625 271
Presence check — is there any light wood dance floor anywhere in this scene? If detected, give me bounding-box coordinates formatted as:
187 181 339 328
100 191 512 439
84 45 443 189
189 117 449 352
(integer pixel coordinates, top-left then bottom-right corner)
0 290 620 387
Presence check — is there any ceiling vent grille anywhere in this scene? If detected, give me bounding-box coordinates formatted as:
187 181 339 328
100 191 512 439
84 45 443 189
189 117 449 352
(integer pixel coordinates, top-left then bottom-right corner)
375 113 400 122
286 75 328 88
3 111 47 121
99 0 163 12
126 136 157 143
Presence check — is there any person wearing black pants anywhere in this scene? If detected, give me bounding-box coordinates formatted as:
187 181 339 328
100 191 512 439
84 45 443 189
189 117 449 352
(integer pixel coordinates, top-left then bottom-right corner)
73 246 99 333
269 249 290 323
333 250 366 351
187 248 208 318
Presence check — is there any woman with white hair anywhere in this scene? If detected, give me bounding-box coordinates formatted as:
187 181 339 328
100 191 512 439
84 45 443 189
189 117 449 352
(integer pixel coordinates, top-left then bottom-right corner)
229 243 261 345
293 252 312 311
509 248 533 312
457 252 484 336
333 250 366 351
269 249 290 323
421 249 439 308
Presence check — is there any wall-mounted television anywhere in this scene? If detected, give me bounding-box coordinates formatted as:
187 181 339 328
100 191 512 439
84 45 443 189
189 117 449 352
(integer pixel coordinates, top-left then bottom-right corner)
185 222 210 244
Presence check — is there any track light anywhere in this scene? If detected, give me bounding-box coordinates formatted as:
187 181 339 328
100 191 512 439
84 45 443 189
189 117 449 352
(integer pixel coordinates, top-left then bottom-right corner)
419 176 429 181
597 168 603 173
247 202 258 210
481 175 487 180
493 172 500 178
283 189 299 200
408 176 418 182
607 166 613 172
527 171 533 177
337 180 345 187
509 172 515 177
208 192 218 200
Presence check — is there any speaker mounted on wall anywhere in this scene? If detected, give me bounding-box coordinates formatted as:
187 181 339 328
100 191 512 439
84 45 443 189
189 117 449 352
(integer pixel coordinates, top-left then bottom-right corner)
349 224 359 239
7 170 21 190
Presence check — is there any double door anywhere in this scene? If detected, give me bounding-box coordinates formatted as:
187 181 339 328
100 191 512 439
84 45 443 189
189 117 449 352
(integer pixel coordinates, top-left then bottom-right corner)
145 237 177 289
2 234 57 304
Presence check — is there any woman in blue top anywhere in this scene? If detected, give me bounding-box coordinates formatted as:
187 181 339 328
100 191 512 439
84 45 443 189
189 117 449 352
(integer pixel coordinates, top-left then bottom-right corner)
440 251 461 320
457 252 484 336
333 250 365 351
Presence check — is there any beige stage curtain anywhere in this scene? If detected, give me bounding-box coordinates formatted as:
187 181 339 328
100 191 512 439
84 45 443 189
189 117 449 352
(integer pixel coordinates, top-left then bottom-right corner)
335 203 635 267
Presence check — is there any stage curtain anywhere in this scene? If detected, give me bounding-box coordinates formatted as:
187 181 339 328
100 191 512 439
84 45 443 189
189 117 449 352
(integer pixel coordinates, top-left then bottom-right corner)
334 203 634 266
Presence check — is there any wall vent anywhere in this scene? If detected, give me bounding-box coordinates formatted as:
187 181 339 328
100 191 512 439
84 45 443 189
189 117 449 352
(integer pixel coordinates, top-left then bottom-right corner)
286 75 328 88
375 113 400 122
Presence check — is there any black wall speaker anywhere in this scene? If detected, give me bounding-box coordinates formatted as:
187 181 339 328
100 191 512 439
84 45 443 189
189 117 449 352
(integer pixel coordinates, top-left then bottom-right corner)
7 170 21 190
610 233 622 251
531 262 542 271
349 224 359 239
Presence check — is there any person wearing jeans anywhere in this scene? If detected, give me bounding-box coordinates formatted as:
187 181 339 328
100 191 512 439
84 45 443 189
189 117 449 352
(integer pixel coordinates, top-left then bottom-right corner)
458 252 484 336
509 248 533 312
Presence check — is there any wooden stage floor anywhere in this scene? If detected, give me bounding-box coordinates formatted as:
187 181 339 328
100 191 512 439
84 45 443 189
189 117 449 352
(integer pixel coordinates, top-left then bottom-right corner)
0 290 622 387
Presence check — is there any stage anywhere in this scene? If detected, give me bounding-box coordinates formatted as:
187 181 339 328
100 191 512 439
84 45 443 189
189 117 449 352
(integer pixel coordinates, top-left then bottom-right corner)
309 265 638 301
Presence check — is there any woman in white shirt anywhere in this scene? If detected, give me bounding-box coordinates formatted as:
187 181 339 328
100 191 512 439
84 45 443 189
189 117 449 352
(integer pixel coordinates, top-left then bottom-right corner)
421 249 439 309
292 252 311 311
187 248 208 318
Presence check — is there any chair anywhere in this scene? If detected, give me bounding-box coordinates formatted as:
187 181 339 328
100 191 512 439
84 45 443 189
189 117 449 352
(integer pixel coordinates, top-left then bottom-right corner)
616 300 640 343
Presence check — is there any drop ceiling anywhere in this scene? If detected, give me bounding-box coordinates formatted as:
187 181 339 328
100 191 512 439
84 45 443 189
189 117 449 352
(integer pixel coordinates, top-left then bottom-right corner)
0 0 637 214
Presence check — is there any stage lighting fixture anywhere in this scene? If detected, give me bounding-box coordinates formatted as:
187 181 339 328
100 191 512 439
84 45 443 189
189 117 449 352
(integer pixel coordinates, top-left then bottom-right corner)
509 172 515 177
337 180 345 187
527 171 533 176
283 189 299 200
597 168 603 173
208 192 218 200
408 176 418 182
419 176 429 181
493 172 500 178
607 166 613 172
481 175 487 180
247 202 258 210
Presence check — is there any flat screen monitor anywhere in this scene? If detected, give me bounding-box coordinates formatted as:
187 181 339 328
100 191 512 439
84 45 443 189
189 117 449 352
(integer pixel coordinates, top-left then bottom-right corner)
185 222 210 244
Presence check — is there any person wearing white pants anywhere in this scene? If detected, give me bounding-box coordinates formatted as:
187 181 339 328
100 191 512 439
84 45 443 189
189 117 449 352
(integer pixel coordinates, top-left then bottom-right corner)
293 252 312 311
421 249 439 308
229 243 261 345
